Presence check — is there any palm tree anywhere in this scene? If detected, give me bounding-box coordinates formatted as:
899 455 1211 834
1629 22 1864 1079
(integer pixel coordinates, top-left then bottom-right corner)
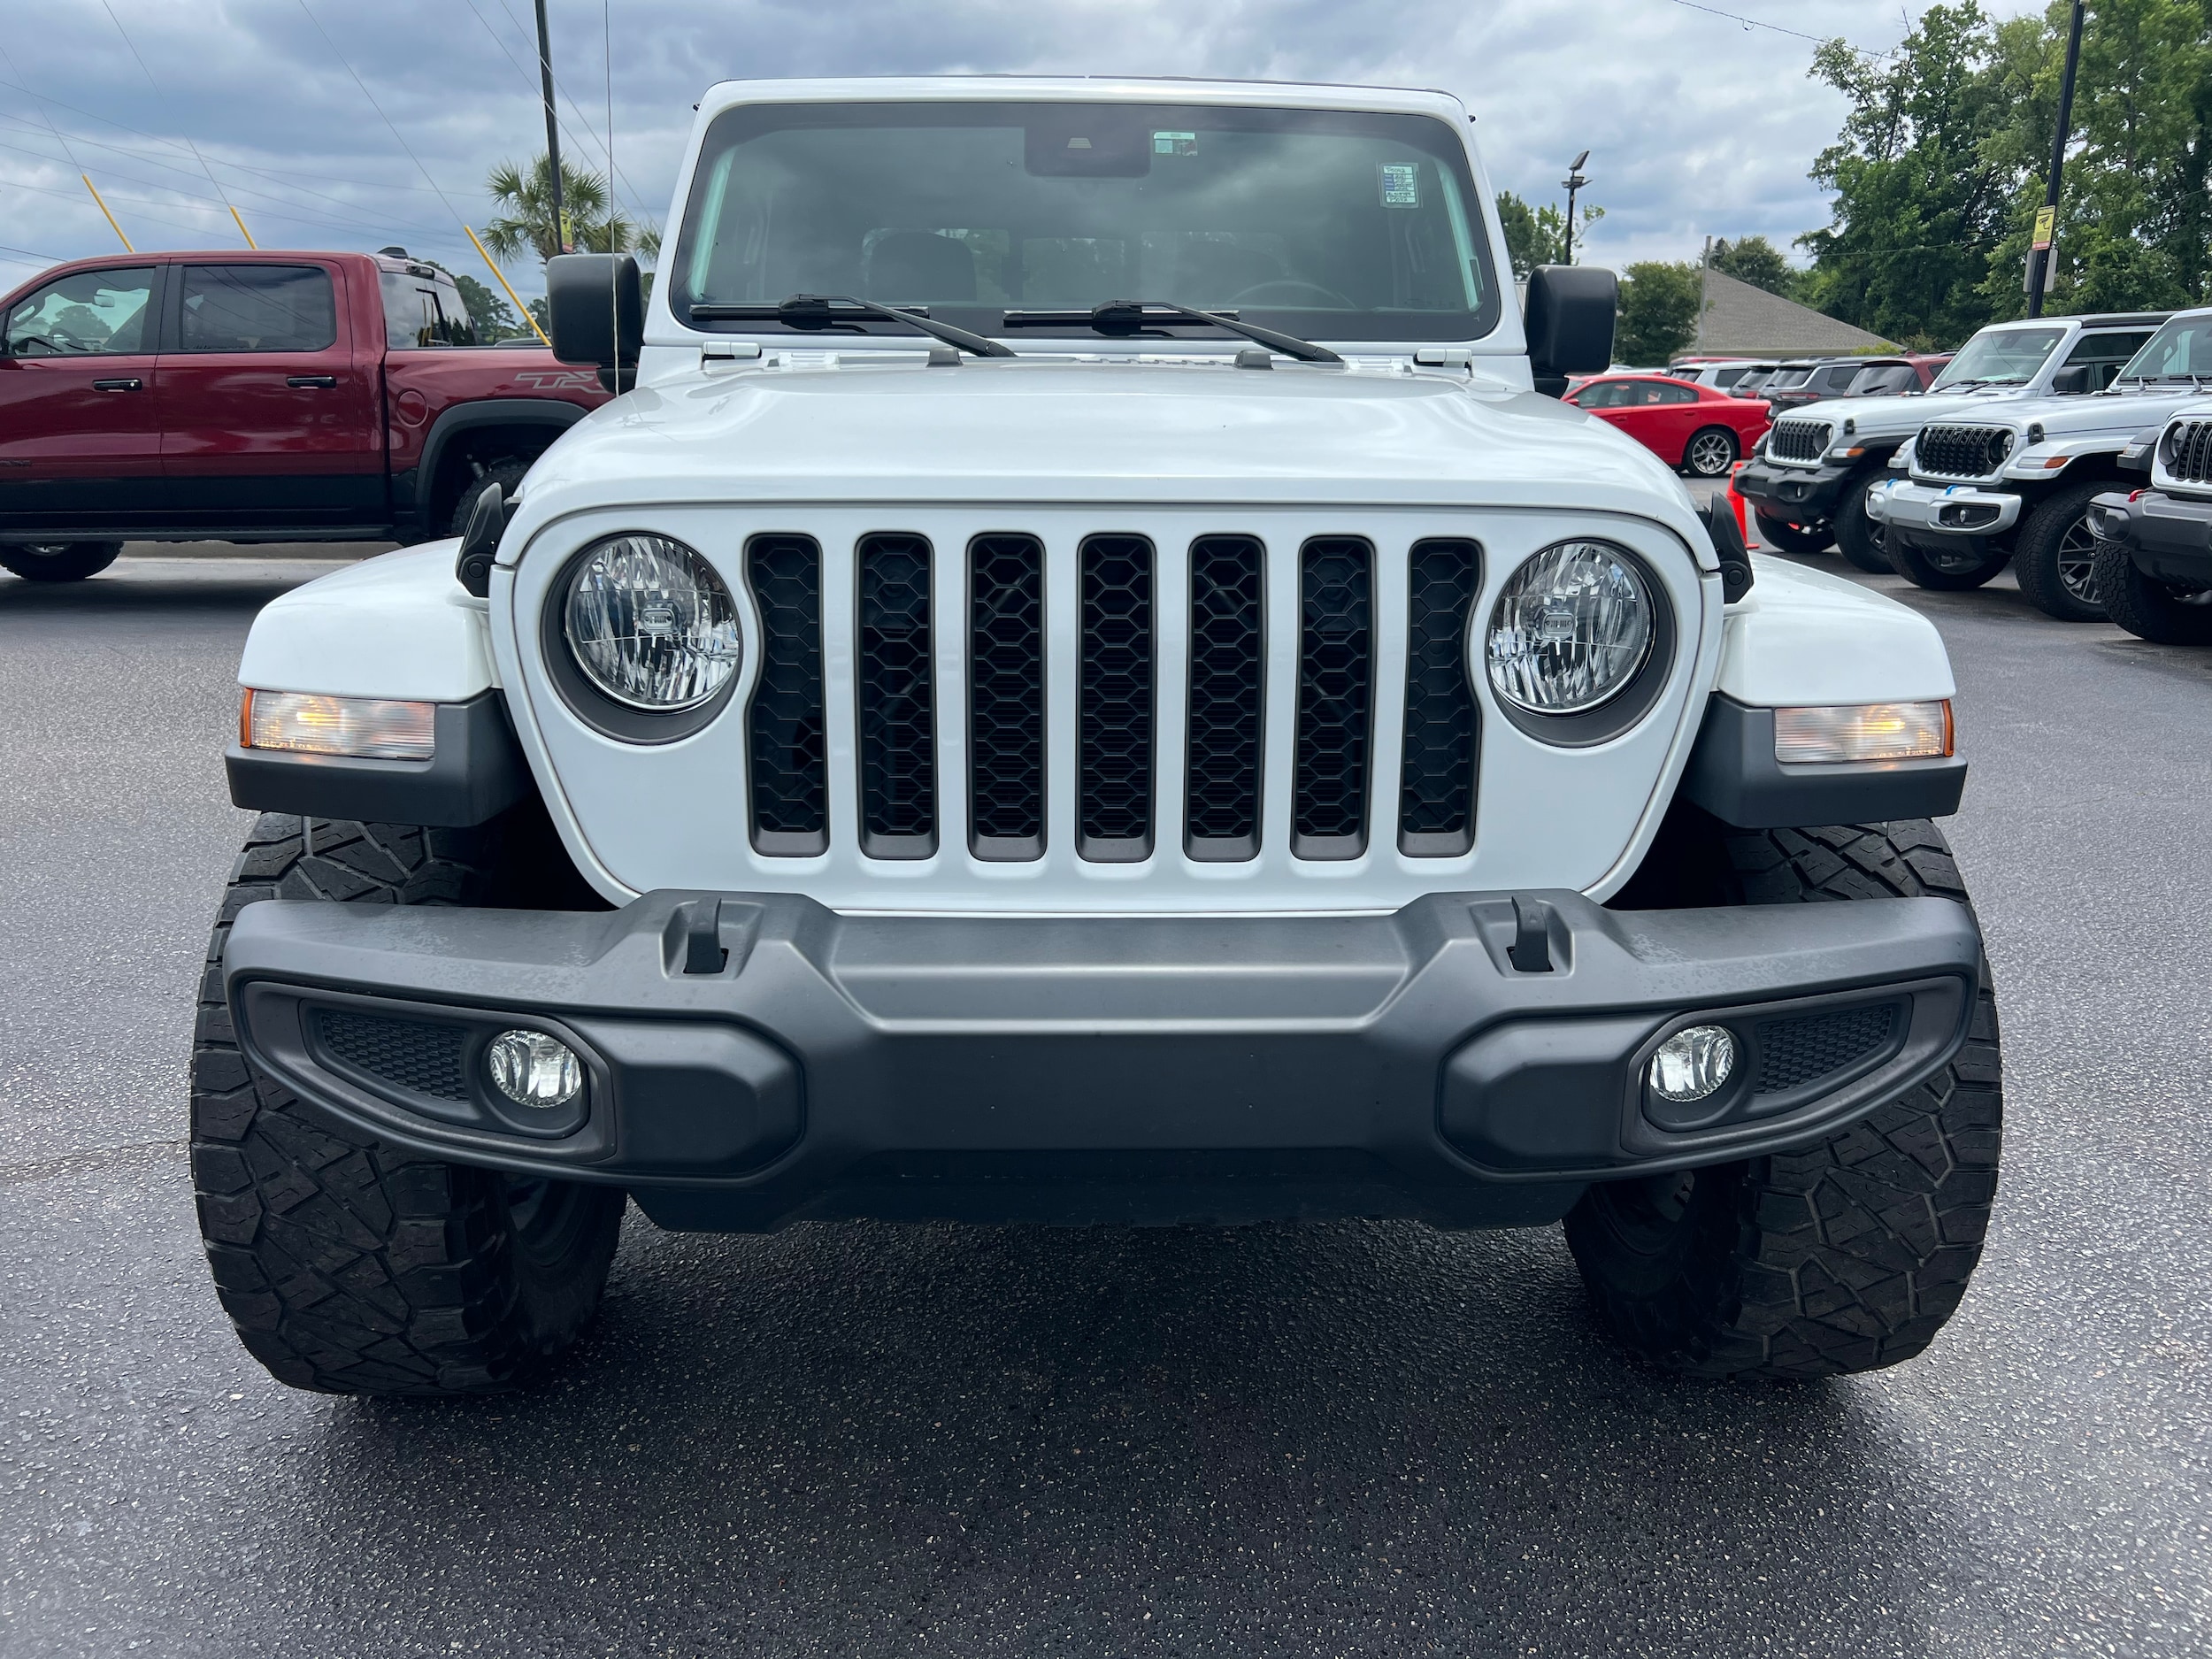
481 155 660 264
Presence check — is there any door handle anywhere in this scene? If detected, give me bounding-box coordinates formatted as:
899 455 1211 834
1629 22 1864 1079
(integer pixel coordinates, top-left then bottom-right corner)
91 378 143 392
286 374 338 389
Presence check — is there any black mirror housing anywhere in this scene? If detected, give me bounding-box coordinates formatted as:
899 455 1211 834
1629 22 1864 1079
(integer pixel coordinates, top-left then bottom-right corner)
548 254 642 392
2048 363 2094 396
1525 265 1618 397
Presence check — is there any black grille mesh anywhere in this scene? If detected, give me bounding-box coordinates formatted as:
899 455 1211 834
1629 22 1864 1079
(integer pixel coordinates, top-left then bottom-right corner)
745 534 827 854
857 533 936 856
1185 535 1265 854
1916 425 2014 480
1079 535 1155 856
1398 538 1479 855
1755 1003 1898 1094
318 1010 469 1101
1293 538 1373 857
968 534 1045 856
2165 419 2212 483
1768 420 1831 463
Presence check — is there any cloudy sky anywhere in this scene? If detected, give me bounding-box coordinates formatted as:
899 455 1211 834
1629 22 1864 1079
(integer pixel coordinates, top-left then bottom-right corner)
0 0 2047 297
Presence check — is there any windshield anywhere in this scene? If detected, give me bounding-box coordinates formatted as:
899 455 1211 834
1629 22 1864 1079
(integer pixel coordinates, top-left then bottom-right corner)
2113 314 2212 381
671 101 1499 342
1851 364 1917 396
1930 326 2064 388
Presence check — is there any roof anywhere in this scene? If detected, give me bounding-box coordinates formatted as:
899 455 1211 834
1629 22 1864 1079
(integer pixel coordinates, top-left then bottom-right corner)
1687 269 1897 359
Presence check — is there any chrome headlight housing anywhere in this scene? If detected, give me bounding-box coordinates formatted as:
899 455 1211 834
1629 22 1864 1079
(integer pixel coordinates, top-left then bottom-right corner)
561 533 742 711
1485 540 1656 717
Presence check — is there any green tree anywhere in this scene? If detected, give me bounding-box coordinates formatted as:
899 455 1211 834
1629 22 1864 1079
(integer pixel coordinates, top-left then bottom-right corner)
1707 234 1794 296
482 154 661 265
1615 261 1704 365
451 272 519 340
1495 188 1605 279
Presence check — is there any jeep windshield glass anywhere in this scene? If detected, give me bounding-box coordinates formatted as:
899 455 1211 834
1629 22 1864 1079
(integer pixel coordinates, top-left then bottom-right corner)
1928 326 2065 390
2111 313 2212 383
670 102 1500 343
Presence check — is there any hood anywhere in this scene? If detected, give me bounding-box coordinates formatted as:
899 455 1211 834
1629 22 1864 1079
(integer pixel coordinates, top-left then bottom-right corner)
1780 384 2035 439
511 356 1709 550
1952 383 2210 441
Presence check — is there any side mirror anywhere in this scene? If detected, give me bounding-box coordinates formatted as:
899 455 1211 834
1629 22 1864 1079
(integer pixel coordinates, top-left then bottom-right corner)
1525 265 1618 397
548 253 642 393
2048 363 2094 396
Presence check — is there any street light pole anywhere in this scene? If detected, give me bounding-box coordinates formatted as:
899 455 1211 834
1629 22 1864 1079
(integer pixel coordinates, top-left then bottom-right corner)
2027 0 2086 319
534 0 566 255
1562 150 1591 265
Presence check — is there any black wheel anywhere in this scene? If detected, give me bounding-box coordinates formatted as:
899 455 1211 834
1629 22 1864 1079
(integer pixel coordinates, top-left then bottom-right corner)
1683 426 1739 478
1832 476 1894 572
445 460 531 539
2009 481 2109 621
2092 534 2212 644
191 812 624 1395
1754 512 1833 555
0 541 122 581
1572 818 2001 1379
1888 531 2010 591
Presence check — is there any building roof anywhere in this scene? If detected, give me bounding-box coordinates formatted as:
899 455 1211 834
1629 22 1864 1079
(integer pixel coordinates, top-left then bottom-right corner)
1689 268 1896 359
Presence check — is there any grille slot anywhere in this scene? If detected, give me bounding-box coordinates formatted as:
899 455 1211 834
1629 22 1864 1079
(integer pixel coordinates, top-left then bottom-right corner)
745 534 827 856
1398 538 1480 856
317 1010 470 1102
856 533 936 858
967 534 1046 860
1755 1002 1898 1094
2165 418 2212 483
1916 425 2014 480
1184 535 1265 859
1078 534 1156 861
1768 419 1831 463
1293 537 1374 860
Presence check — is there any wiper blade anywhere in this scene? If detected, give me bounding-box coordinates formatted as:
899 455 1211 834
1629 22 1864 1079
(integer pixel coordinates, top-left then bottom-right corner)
1000 299 1343 365
687 294 1016 358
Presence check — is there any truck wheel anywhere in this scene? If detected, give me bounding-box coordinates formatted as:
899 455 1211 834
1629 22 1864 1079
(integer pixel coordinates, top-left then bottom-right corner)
0 541 122 581
447 461 531 539
1887 533 2010 591
1832 476 1893 573
2092 535 2212 644
1682 427 1739 478
1570 819 2001 1379
2010 481 2109 621
191 812 625 1396
1753 512 1832 555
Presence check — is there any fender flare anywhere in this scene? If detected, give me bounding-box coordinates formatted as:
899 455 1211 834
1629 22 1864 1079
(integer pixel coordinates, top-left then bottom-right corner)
411 398 589 526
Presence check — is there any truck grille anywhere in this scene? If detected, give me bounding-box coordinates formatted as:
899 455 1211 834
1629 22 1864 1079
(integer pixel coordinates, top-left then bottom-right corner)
2162 418 2212 484
1915 425 2014 480
1767 419 1831 464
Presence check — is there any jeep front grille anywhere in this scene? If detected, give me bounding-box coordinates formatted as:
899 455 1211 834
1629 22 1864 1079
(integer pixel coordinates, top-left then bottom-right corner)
856 533 937 859
968 534 1047 858
2163 418 2212 484
1767 419 1831 463
1915 425 2014 480
1185 535 1266 857
1292 538 1375 858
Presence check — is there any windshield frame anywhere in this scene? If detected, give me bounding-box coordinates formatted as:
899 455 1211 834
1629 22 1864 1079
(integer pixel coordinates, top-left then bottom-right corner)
1927 324 2067 391
665 97 1505 346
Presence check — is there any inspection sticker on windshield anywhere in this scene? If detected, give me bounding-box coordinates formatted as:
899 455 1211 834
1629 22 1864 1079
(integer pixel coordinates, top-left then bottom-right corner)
1153 131 1197 156
1379 163 1420 206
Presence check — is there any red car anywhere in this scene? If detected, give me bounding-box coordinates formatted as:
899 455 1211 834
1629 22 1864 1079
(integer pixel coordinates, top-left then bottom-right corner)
1564 373 1771 478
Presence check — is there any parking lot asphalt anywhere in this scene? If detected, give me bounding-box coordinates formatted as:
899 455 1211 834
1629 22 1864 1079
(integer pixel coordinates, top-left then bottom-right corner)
3 543 2208 1658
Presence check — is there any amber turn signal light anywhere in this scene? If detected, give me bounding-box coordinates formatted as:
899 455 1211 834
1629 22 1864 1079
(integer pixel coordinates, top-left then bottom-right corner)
241 689 436 760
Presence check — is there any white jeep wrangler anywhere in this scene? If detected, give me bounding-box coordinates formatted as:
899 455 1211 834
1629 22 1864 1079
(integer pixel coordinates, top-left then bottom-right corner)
193 78 1999 1396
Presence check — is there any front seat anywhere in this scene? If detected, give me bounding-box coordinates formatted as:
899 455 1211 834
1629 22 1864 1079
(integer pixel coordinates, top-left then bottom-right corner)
861 232 977 303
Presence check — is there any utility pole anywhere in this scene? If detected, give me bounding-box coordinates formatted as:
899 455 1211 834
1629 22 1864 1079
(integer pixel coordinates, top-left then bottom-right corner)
1562 150 1590 265
2027 0 2086 319
534 0 566 255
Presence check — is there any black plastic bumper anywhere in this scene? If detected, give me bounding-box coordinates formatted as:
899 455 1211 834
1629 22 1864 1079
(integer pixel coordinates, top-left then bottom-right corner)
222 889 1983 1233
1734 458 1858 518
2089 488 2212 586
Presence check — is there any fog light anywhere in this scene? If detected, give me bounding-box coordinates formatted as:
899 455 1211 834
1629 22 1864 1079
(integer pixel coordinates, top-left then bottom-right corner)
1649 1025 1737 1103
242 689 434 760
487 1030 583 1110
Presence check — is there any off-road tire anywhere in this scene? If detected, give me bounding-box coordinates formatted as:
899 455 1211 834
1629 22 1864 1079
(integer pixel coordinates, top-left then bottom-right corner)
1570 818 2002 1379
446 461 531 539
2090 535 2212 645
1832 476 1893 572
0 540 122 581
2010 480 2109 622
1888 531 2010 591
191 812 625 1395
1754 512 1833 556
1683 426 1739 479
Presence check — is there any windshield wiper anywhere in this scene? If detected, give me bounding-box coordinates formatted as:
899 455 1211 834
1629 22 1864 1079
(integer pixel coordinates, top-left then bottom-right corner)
1000 299 1343 365
687 294 1016 358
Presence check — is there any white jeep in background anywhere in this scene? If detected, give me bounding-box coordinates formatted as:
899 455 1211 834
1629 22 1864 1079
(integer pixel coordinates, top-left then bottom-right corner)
193 77 1999 1397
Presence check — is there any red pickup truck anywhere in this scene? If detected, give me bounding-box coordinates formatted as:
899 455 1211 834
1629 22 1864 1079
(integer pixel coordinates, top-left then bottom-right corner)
0 249 608 580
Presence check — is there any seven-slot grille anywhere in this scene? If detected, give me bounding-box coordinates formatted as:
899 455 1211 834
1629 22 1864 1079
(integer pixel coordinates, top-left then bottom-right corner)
739 533 1484 864
1766 419 1832 464
2163 418 2212 484
1914 424 2015 480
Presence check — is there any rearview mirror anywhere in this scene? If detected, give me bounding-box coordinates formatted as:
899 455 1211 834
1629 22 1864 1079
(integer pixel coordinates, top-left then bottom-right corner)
2048 363 2094 396
548 254 642 393
1524 265 1618 397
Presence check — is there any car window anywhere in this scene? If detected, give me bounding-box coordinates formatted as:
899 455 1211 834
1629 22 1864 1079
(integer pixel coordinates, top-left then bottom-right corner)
1654 381 1699 403
1766 368 1811 388
380 270 478 349
1710 366 1747 389
4 266 157 357
178 264 337 352
2113 316 2212 382
1814 365 1858 393
1575 380 1622 408
1850 365 1916 396
1930 325 2064 388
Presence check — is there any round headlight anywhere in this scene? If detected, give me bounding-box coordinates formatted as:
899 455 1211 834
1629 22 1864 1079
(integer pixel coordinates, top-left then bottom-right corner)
562 534 742 710
1485 541 1655 716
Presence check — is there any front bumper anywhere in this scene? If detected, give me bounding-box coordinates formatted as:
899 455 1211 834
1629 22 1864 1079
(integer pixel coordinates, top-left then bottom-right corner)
223 890 1983 1233
1734 457 1856 519
1867 478 2022 542
2088 488 2212 586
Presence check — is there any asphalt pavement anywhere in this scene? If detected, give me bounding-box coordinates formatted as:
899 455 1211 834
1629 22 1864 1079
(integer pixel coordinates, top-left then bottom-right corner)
3 540 2208 1658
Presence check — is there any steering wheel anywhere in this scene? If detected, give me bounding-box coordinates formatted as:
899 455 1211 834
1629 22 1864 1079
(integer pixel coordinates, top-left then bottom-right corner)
1226 280 1356 310
7 334 65 357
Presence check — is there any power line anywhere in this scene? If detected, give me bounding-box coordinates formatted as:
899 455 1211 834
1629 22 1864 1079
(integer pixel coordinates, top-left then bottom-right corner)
97 0 253 242
1662 0 1895 59
462 0 656 231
